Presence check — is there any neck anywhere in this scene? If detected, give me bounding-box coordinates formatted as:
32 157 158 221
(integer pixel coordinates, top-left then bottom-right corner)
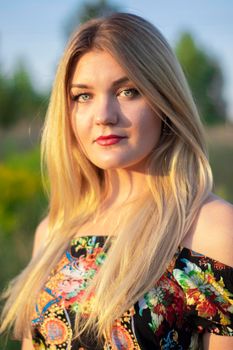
101 168 149 210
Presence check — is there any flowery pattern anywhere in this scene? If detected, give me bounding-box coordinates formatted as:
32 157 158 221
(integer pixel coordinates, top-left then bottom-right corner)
173 255 233 336
32 236 233 350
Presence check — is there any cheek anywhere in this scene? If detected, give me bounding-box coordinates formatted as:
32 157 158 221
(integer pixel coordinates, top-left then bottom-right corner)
71 102 93 129
71 112 88 142
70 113 89 156
71 119 98 167
136 109 162 145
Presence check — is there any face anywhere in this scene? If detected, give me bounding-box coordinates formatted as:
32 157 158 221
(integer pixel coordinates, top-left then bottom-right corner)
69 50 162 171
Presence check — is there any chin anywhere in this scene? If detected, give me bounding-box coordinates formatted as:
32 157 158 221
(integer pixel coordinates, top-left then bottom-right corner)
90 157 126 169
96 164 123 170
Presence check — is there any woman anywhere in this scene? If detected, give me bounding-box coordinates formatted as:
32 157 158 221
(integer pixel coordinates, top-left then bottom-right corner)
1 13 233 350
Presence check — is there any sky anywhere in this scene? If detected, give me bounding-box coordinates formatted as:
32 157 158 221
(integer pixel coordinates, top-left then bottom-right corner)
0 0 233 119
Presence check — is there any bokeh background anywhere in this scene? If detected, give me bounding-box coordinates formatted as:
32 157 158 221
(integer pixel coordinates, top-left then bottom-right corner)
0 1 233 349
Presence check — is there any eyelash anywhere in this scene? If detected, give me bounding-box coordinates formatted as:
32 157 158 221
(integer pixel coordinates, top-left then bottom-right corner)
70 88 140 103
70 93 91 102
118 88 140 98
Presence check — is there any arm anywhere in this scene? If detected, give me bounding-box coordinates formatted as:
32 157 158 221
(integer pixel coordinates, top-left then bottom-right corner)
182 195 233 349
21 337 34 350
21 216 49 350
182 194 233 267
203 333 233 350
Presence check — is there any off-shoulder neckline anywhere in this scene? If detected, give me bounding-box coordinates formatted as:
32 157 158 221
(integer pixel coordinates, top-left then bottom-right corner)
70 235 233 269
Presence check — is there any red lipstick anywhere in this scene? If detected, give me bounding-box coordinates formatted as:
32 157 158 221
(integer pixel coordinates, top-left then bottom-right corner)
95 134 126 146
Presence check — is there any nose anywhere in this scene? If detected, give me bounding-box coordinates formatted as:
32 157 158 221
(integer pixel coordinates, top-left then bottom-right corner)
94 96 118 125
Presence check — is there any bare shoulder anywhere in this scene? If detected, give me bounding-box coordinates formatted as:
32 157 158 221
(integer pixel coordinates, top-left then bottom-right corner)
21 336 34 350
182 193 233 267
32 216 49 257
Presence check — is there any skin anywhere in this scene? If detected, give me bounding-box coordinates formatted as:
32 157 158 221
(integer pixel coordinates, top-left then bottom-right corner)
22 51 233 350
22 203 233 350
69 50 162 208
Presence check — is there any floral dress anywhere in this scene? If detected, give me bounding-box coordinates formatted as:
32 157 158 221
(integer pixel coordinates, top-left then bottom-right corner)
32 236 233 350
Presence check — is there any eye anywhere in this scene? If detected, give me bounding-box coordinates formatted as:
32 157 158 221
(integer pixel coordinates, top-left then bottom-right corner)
118 88 140 98
70 93 92 103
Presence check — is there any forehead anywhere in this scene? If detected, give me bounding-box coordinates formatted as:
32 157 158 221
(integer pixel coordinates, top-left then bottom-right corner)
71 50 127 84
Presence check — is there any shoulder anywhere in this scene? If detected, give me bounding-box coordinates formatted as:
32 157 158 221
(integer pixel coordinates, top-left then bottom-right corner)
182 193 233 267
32 216 49 258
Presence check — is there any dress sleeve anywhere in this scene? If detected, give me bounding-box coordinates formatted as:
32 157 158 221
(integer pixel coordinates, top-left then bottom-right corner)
173 247 233 336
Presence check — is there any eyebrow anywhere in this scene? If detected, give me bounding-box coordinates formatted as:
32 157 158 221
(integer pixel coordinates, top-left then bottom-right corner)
70 76 130 89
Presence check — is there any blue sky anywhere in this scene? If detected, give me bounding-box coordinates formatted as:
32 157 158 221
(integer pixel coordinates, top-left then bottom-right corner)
0 0 233 119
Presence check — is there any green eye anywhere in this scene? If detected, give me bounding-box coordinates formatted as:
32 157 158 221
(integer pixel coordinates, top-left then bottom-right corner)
78 94 90 102
71 93 91 102
124 90 133 96
120 88 139 98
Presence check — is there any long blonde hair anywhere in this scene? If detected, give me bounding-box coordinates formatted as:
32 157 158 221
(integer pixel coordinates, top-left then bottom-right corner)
1 13 212 341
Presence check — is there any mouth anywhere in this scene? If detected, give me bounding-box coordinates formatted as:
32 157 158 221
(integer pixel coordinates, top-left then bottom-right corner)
95 134 126 146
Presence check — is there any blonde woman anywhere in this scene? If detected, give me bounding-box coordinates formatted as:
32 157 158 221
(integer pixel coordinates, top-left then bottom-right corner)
1 13 233 350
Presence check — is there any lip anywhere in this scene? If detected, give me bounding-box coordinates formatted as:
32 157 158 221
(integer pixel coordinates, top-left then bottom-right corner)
95 134 126 146
96 134 124 141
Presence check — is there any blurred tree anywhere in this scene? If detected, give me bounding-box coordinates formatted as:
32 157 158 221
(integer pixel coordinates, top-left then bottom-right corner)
64 0 120 39
0 70 11 127
0 60 47 128
175 33 227 125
